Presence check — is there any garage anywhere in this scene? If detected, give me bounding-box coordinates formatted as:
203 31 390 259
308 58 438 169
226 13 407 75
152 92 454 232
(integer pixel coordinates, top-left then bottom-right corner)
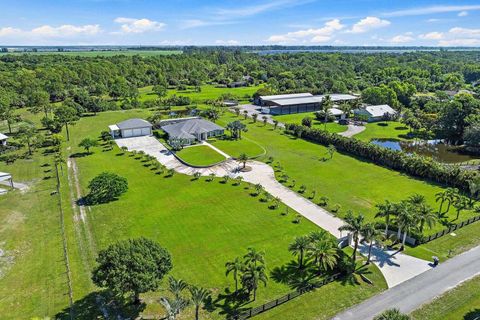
109 118 153 139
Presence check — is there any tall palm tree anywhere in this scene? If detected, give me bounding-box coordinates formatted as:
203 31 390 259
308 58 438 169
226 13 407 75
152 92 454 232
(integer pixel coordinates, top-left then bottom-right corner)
435 190 448 214
444 187 460 213
189 285 211 320
394 201 410 241
225 257 244 292
338 211 365 262
467 176 480 205
241 263 267 301
244 247 265 267
321 95 333 130
416 203 436 232
361 223 382 264
395 209 417 249
453 195 469 220
375 200 396 235
288 235 310 269
307 237 339 273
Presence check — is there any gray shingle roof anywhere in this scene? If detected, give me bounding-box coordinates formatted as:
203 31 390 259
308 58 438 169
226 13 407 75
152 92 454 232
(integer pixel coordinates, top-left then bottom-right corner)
162 118 224 139
116 118 152 130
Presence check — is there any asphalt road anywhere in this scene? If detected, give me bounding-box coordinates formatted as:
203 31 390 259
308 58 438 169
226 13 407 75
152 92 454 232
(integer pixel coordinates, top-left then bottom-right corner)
333 245 480 320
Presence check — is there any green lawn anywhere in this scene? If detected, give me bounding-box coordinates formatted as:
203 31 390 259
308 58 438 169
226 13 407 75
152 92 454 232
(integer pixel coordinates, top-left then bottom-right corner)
410 275 480 320
354 121 410 142
217 114 477 236
209 137 265 158
272 112 348 133
138 84 263 103
175 145 226 166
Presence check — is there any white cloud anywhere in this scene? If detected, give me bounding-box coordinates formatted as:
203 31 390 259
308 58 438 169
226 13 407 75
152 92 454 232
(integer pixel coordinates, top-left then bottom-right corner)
347 17 390 34
214 0 313 18
449 27 480 37
114 17 165 33
439 38 480 46
383 5 480 17
389 34 414 43
267 19 344 43
215 39 239 45
458 11 469 17
419 32 444 40
179 19 234 29
0 27 22 36
31 24 101 37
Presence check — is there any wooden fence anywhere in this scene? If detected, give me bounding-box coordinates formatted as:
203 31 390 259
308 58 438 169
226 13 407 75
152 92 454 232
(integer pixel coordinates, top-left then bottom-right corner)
420 215 480 244
229 273 342 320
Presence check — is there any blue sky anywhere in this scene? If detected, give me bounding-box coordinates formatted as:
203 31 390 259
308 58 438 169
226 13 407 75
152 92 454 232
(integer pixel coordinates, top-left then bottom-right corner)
1 0 480 46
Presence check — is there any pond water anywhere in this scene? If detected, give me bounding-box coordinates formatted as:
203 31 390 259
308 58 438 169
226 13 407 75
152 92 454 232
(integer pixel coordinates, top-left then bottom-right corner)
371 139 480 163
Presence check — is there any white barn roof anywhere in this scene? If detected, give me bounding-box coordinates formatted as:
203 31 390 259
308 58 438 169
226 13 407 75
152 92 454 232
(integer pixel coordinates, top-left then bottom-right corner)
260 93 313 101
364 105 397 117
0 133 8 140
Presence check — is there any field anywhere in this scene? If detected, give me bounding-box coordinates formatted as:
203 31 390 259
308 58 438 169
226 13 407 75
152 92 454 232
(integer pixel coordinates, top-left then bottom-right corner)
0 50 182 57
209 137 265 158
175 145 226 166
138 84 263 103
354 121 410 141
271 112 347 133
411 275 480 320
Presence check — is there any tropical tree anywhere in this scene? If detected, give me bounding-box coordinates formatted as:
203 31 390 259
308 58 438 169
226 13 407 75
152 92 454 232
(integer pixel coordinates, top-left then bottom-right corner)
435 190 448 214
339 211 365 262
237 153 249 169
444 188 460 213
243 247 265 267
92 238 172 304
243 110 248 120
241 263 267 301
225 257 244 292
254 183 263 196
307 235 338 273
189 285 211 320
395 205 418 249
375 200 396 235
288 235 310 269
159 297 190 320
361 223 382 264
453 195 469 220
416 203 436 232
320 95 333 130
302 117 312 128
467 176 480 204
327 144 336 159
252 113 258 123
373 308 410 320
273 119 279 130
78 137 98 154
262 115 268 126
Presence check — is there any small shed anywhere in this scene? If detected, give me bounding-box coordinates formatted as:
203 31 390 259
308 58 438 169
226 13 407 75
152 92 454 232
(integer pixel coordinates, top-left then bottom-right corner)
109 118 153 138
353 105 397 122
0 133 8 146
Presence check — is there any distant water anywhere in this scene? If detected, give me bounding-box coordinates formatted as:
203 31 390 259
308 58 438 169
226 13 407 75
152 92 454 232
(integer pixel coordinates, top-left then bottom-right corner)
255 48 480 55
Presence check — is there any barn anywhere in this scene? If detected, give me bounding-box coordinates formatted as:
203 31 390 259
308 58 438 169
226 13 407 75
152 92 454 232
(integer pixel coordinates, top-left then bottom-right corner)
109 118 153 138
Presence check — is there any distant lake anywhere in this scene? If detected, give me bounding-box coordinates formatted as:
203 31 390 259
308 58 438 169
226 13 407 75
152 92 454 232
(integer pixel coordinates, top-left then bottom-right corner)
254 48 480 55
371 139 479 163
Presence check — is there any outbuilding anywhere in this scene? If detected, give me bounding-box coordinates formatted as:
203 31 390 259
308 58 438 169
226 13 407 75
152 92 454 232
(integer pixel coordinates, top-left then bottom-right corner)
0 133 8 146
353 105 397 122
109 118 153 139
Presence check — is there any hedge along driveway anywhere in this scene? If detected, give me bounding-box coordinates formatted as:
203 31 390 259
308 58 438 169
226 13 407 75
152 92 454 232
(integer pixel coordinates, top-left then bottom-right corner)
217 113 476 235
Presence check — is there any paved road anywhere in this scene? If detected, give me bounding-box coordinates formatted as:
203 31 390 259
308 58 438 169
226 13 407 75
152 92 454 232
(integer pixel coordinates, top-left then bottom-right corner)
333 245 480 320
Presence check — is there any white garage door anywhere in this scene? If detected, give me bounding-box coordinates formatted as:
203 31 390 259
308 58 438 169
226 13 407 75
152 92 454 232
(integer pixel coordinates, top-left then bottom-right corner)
122 129 133 137
132 128 143 136
141 127 151 135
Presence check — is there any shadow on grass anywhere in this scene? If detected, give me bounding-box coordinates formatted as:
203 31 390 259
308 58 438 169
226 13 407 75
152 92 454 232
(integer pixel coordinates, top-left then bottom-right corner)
464 308 480 320
271 260 320 291
55 291 146 320
70 152 91 158
209 287 252 318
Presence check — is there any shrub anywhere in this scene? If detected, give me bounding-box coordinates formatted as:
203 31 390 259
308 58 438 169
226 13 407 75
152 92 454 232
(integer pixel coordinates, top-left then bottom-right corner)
87 172 128 204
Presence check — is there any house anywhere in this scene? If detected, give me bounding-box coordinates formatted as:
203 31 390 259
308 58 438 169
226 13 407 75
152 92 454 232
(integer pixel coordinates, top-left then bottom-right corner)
109 118 153 139
257 93 358 115
0 133 8 146
353 105 397 122
160 117 225 145
328 107 346 119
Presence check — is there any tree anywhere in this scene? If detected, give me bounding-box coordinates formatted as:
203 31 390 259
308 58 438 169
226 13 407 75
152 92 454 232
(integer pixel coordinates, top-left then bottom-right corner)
243 247 265 267
92 238 172 304
302 117 312 128
339 211 365 262
17 122 39 155
288 235 310 269
237 153 249 169
78 137 98 154
435 190 448 214
54 105 80 141
225 257 244 292
243 110 248 120
273 119 279 130
152 84 167 98
362 85 399 108
252 113 258 123
395 204 417 249
327 144 336 159
189 285 211 320
375 200 396 235
0 88 20 134
374 308 410 320
159 297 189 320
226 120 247 139
320 95 333 130
307 234 338 273
444 188 460 213
361 223 381 264
262 115 268 126
241 263 267 301
453 195 469 220
87 172 128 203
415 203 436 232
27 90 51 117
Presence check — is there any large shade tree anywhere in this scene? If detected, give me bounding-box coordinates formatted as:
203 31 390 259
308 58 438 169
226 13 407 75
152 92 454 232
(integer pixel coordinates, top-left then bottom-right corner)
87 172 128 204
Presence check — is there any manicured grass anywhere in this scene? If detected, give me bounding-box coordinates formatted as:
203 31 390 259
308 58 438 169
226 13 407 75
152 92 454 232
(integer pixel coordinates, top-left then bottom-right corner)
209 137 265 158
410 275 480 320
216 114 477 236
272 113 347 133
138 84 263 103
354 121 410 142
175 145 226 166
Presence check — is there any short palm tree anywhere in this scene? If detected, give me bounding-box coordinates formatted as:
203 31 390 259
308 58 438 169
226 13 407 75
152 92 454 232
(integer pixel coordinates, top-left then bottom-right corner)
225 257 244 292
307 237 339 273
159 296 190 320
168 276 188 299
237 153 249 169
361 223 382 264
373 308 410 320
416 203 436 232
288 235 310 269
395 209 418 249
435 190 448 214
244 247 265 267
444 187 460 213
338 211 365 262
189 285 211 320
453 195 469 220
241 263 267 301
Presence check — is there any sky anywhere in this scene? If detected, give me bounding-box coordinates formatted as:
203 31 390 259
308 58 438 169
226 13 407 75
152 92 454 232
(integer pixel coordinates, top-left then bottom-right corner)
1 0 480 46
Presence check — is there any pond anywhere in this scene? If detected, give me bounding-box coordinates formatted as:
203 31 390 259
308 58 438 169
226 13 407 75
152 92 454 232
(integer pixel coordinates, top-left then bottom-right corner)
371 139 480 163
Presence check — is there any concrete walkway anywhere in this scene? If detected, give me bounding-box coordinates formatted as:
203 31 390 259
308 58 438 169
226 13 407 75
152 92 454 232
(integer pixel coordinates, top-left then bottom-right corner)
201 141 231 159
333 245 480 320
115 135 431 288
338 124 366 137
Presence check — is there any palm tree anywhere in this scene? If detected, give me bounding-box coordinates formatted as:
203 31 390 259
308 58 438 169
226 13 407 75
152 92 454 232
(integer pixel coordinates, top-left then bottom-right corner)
244 247 265 267
361 223 382 264
225 257 244 292
243 110 248 120
408 193 426 206
375 200 396 235
237 153 248 169
189 285 211 320
321 95 333 130
327 144 336 159
394 201 410 241
307 237 339 273
416 203 436 232
467 176 480 205
435 190 448 214
254 183 263 196
444 187 460 213
262 115 268 126
288 235 310 269
373 308 410 320
159 297 190 320
241 263 267 301
395 208 417 249
168 276 188 299
273 119 279 130
252 113 258 123
453 195 469 220
338 211 365 262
